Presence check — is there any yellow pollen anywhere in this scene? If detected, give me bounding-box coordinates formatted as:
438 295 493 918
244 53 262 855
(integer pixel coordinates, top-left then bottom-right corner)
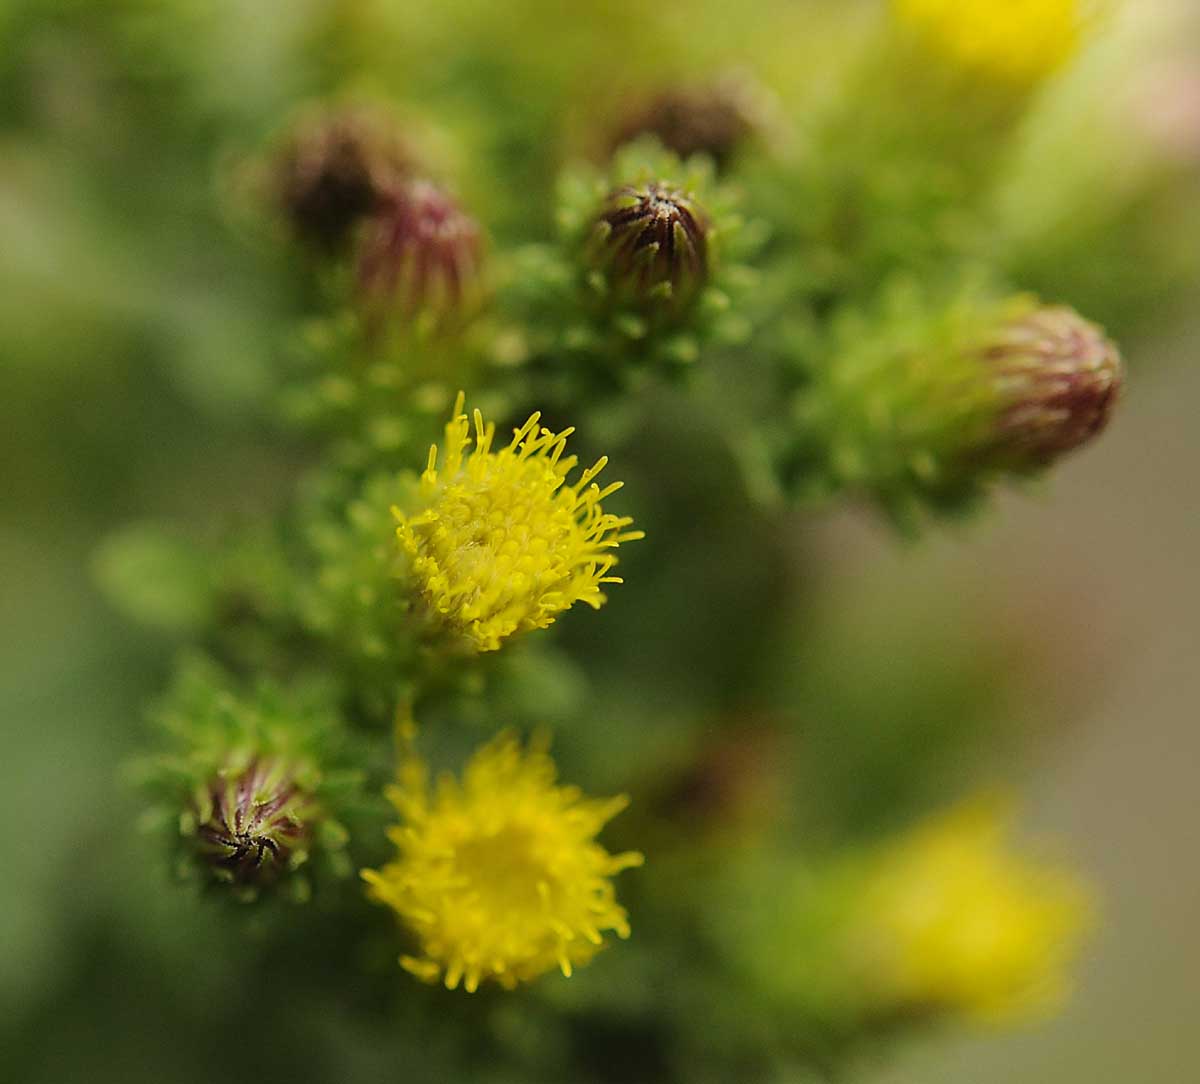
362 731 644 992
396 392 643 652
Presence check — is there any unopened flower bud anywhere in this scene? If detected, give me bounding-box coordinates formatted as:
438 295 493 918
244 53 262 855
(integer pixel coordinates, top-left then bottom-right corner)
275 106 410 250
795 292 1124 523
357 179 484 328
194 758 315 886
609 75 769 167
986 305 1123 468
651 723 784 837
589 182 709 316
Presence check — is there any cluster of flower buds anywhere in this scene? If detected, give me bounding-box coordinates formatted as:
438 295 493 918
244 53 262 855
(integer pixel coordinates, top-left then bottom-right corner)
272 104 485 333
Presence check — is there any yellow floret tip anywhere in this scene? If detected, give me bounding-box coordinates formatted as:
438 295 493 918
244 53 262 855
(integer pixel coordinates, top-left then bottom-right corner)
396 392 643 652
894 0 1086 86
362 731 644 992
854 796 1094 1024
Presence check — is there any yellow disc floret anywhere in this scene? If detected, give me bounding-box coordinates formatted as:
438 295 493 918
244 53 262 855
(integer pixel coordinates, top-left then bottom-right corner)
396 393 643 652
894 0 1085 86
362 731 644 992
852 797 1093 1023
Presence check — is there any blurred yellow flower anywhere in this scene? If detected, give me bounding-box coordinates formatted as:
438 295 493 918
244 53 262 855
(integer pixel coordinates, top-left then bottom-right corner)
893 0 1085 86
362 730 644 992
396 392 643 652
852 797 1093 1023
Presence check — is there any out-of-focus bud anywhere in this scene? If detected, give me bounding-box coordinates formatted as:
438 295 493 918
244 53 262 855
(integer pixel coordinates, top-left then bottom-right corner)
985 305 1122 469
649 722 785 840
609 74 771 167
790 289 1124 525
274 105 410 250
357 179 484 329
194 758 314 887
588 181 709 316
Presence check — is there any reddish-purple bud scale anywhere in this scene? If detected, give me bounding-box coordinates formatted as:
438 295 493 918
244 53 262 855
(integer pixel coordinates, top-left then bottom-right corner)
987 306 1123 466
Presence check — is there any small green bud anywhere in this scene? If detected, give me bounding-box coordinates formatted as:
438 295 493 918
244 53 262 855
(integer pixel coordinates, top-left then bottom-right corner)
356 179 484 329
589 181 709 316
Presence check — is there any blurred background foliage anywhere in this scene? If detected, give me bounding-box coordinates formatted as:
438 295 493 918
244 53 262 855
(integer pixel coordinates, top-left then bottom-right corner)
2 1 1198 1081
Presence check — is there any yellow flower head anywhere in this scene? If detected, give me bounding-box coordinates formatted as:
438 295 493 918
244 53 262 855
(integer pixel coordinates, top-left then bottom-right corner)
893 0 1086 86
396 393 643 652
362 731 644 992
853 797 1093 1023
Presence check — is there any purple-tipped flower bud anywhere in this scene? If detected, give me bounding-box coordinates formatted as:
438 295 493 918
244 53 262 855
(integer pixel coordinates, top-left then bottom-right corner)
275 107 410 250
609 75 769 167
795 292 1125 525
357 179 484 328
986 305 1123 468
195 759 314 886
589 182 709 315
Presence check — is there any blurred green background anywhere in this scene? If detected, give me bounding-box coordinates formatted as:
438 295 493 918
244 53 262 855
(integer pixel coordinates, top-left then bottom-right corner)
2 1 1197 1080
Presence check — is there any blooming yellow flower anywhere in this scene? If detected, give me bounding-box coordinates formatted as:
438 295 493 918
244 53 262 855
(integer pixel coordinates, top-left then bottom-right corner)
852 797 1093 1023
396 393 643 652
362 730 644 992
893 0 1086 86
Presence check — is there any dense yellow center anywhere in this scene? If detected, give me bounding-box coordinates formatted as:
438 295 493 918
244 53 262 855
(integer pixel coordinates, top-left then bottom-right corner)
363 733 644 992
396 394 642 651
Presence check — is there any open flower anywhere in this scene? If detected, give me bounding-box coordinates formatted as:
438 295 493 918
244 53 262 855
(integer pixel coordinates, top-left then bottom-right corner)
396 394 643 651
362 731 644 991
893 0 1086 86
850 798 1094 1023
